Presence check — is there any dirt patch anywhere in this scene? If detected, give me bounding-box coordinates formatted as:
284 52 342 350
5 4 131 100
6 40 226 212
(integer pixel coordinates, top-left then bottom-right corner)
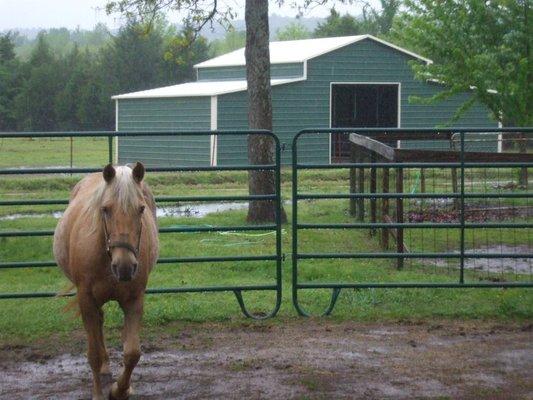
0 320 532 399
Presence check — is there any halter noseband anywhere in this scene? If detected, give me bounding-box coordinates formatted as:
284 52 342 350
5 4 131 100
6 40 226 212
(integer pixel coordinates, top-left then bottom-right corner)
102 212 143 259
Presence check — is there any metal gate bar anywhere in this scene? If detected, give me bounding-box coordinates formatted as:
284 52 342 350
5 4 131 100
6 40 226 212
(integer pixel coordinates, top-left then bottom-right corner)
292 128 533 317
0 130 283 319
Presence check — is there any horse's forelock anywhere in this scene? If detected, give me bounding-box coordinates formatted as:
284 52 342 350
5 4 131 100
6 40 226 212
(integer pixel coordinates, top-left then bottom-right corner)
84 166 144 232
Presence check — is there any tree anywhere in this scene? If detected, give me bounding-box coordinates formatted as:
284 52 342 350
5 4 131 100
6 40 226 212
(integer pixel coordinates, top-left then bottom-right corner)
314 8 363 37
0 32 20 130
394 0 531 127
276 22 311 41
393 0 531 185
360 0 402 36
0 32 16 62
101 22 166 93
163 26 210 83
210 29 246 56
13 33 64 131
245 0 279 221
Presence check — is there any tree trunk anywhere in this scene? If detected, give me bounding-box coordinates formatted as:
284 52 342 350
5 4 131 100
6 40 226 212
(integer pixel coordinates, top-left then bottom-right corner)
245 0 286 223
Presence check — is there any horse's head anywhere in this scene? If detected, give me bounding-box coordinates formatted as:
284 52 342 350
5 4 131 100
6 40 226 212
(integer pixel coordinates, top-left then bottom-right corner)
100 162 147 282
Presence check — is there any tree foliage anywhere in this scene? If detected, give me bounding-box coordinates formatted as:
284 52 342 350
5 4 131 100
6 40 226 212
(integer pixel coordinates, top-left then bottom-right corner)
0 21 209 132
314 8 363 37
209 29 246 56
275 22 311 41
313 1 401 38
392 0 532 126
0 32 20 130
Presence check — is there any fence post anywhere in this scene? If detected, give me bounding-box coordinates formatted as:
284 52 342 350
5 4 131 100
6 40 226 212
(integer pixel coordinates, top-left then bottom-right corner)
381 163 390 249
357 151 365 221
396 166 404 269
370 153 377 236
349 143 357 217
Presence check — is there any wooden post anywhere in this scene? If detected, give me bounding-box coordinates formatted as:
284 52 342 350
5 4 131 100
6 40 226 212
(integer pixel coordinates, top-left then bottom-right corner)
357 152 365 221
370 153 377 236
451 167 459 210
396 167 404 270
420 168 426 193
381 165 390 249
349 143 357 217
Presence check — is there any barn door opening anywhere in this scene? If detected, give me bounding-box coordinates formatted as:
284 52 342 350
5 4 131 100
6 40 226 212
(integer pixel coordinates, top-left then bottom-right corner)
330 83 399 162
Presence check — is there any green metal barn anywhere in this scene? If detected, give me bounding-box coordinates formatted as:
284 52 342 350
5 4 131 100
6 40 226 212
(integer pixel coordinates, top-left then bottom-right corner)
112 35 497 166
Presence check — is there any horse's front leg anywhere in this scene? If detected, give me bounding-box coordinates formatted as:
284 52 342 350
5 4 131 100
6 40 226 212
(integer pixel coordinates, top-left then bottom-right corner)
78 291 106 400
109 296 144 400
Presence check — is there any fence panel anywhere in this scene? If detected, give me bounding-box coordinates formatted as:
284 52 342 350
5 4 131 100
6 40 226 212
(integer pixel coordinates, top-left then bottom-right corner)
292 128 533 316
0 130 282 320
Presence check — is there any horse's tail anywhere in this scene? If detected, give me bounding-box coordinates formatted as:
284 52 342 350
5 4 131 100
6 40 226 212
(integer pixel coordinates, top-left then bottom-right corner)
56 283 79 317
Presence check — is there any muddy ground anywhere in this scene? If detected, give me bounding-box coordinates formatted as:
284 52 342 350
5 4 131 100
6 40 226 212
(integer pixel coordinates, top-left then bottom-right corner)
0 320 532 399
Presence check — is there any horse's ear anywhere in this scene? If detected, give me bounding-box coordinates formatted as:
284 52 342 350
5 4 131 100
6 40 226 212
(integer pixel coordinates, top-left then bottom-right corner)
103 164 116 183
132 162 145 183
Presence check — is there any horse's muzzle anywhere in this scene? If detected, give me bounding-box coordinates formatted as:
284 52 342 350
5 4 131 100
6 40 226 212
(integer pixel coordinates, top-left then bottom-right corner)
112 261 138 282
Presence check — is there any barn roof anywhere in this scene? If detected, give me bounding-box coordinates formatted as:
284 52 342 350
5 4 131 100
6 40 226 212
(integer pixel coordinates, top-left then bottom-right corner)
194 34 432 68
111 77 303 99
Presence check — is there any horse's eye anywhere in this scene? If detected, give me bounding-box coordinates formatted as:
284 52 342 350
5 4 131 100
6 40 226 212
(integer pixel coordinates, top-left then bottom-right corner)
139 205 145 214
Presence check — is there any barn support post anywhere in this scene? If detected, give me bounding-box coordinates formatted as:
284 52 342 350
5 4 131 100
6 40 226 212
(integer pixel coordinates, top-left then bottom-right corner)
396 166 404 270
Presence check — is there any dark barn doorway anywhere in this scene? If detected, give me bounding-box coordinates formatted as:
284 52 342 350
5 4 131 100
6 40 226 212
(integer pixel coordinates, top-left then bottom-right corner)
330 83 399 162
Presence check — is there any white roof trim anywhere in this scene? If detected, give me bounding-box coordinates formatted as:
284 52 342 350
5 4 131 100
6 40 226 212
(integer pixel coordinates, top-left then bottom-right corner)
194 34 432 69
112 77 304 100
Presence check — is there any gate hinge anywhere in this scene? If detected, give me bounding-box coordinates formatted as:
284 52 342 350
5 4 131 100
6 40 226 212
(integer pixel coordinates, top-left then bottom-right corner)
282 253 286 261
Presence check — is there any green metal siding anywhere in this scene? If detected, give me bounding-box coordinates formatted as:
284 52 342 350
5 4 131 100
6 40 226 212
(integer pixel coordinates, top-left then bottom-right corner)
218 38 496 165
197 63 304 81
117 97 211 167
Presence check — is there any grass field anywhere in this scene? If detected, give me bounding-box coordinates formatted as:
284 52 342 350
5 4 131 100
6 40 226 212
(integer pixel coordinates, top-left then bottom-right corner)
0 138 531 344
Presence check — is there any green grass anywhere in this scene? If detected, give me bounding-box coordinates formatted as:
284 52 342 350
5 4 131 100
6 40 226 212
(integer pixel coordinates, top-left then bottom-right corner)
0 137 111 168
0 151 532 343
0 176 532 343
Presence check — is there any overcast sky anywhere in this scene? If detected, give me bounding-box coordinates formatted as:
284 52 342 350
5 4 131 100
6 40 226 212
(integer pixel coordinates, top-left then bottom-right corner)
0 0 363 30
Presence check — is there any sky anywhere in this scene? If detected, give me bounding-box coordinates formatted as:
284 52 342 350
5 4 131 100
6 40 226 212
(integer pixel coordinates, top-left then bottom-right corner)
0 0 364 31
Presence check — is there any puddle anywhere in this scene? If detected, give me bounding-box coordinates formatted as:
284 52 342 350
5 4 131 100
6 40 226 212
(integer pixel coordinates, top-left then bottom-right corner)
0 211 64 221
0 202 250 221
419 245 532 275
158 202 248 218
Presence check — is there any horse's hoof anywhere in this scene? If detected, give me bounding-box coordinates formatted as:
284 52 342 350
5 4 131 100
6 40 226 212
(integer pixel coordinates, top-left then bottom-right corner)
108 382 133 400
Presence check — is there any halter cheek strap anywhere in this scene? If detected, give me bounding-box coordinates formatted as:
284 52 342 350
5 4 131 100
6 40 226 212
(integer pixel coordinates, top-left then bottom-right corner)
102 214 143 259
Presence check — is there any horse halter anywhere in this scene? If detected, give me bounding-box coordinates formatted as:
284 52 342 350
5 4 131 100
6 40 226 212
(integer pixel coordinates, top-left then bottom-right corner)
102 212 143 259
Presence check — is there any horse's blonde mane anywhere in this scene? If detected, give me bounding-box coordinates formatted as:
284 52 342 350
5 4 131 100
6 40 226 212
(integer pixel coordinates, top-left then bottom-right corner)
83 166 144 231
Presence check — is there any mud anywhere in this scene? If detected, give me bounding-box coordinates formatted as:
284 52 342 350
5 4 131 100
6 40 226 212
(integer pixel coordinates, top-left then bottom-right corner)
0 320 532 399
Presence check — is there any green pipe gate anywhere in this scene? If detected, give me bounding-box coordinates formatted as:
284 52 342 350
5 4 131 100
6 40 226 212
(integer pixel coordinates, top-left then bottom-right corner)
1 128 532 319
292 128 533 316
0 130 283 320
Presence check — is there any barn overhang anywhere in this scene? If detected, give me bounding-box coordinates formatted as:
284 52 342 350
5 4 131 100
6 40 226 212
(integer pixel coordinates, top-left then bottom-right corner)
111 78 304 100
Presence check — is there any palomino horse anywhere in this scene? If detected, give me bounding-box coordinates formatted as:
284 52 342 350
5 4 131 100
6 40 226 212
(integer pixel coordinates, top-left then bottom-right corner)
53 163 159 400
